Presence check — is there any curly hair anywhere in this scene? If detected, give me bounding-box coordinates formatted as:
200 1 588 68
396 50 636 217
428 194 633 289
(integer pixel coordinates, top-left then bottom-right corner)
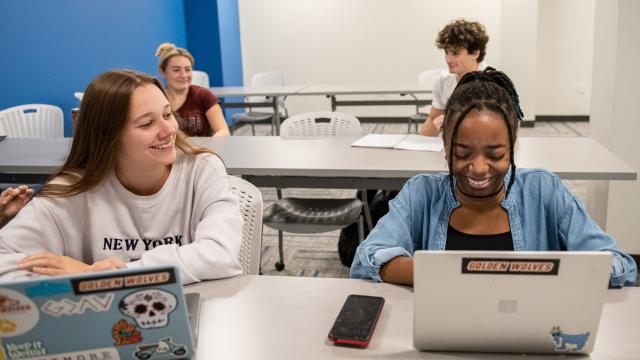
436 19 489 62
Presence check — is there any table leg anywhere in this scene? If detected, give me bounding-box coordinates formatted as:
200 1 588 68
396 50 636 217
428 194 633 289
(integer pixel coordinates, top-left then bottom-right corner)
273 97 280 136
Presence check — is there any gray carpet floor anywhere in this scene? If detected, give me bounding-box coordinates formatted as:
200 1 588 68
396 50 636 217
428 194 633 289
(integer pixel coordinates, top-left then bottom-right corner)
232 120 591 278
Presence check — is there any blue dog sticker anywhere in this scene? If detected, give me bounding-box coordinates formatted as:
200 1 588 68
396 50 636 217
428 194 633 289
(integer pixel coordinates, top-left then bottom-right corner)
549 326 590 352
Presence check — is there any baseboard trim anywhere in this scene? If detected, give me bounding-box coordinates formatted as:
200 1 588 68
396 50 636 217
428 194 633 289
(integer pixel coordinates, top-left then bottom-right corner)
535 115 589 122
521 120 535 128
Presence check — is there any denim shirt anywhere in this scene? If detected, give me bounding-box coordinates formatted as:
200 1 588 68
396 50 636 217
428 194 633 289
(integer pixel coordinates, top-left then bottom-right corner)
350 168 637 287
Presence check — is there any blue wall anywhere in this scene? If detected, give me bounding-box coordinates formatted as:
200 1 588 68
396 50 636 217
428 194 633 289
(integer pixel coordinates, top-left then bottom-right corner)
0 0 188 136
217 0 245 120
184 0 223 86
184 0 244 121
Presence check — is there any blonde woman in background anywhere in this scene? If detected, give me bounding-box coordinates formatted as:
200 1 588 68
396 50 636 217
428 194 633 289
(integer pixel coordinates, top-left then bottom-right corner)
156 43 230 137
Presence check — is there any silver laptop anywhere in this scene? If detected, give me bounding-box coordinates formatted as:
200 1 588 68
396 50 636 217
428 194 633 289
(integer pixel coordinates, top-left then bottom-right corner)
413 251 612 354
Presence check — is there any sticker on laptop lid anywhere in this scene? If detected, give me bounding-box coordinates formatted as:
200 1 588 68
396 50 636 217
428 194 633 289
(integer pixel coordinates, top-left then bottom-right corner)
70 268 177 295
41 293 115 317
549 326 590 352
133 337 188 360
112 319 143 346
461 257 560 275
2 340 47 358
2 346 120 360
118 289 177 329
0 288 39 336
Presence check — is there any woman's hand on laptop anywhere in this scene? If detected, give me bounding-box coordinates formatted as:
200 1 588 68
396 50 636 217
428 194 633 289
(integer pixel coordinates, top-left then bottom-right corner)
19 253 127 276
19 252 94 276
90 257 127 272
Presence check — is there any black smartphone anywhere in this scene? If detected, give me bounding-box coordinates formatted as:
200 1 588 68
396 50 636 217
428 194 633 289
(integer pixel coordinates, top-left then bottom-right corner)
328 294 385 348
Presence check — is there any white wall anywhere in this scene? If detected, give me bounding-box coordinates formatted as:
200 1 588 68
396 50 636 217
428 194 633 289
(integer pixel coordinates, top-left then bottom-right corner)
501 0 537 121
591 0 640 253
536 0 595 116
238 0 503 117
238 0 596 118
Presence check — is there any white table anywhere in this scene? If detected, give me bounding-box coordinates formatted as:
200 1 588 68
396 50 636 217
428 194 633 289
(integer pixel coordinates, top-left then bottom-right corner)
186 275 640 360
0 136 635 228
210 85 307 134
298 83 433 116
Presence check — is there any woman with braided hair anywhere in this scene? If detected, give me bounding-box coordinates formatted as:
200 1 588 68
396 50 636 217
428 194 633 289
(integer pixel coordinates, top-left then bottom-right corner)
350 67 637 288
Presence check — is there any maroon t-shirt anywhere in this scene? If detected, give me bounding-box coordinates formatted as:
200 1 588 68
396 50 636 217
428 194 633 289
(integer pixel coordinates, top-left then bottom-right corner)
175 85 219 136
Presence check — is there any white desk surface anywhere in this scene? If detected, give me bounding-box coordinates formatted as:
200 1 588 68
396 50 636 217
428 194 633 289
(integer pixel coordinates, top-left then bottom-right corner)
209 85 307 97
298 83 433 96
186 275 640 360
191 136 637 181
0 136 636 182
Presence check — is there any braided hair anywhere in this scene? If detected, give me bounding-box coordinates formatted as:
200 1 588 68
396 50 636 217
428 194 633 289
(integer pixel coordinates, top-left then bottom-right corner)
441 67 524 201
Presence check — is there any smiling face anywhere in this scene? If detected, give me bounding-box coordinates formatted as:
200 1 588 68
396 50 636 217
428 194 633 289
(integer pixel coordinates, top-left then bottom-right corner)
159 55 193 92
446 109 511 198
117 84 178 175
444 48 480 78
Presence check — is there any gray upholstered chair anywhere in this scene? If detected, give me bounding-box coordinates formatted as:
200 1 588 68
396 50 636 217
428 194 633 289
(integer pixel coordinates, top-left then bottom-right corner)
263 111 371 271
229 175 263 275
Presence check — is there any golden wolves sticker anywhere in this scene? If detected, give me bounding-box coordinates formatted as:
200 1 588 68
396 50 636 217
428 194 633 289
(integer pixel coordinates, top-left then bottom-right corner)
461 258 560 275
70 268 176 295
0 288 39 336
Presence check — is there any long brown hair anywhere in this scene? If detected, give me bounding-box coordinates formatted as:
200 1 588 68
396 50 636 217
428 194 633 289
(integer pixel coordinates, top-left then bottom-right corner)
39 69 212 198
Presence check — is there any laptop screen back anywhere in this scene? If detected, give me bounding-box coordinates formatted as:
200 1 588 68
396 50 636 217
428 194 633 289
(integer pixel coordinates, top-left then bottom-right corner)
0 266 194 360
413 251 612 354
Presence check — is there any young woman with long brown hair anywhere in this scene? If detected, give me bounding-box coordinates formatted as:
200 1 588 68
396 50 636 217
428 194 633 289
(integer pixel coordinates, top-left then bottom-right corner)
0 69 242 284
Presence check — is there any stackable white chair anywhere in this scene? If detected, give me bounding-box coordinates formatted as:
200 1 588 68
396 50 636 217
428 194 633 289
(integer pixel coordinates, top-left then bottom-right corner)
263 111 371 271
191 70 210 88
0 104 64 138
408 69 447 133
279 111 362 138
232 71 288 136
229 175 263 275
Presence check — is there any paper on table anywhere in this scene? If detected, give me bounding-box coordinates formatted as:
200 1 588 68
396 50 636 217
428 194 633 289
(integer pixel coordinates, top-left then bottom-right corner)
350 134 408 149
393 134 443 151
351 134 443 152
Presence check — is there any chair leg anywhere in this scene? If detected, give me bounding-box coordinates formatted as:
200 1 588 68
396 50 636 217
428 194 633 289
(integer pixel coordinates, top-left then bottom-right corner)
359 190 373 231
408 118 412 133
251 122 256 136
275 230 285 271
357 215 365 243
231 119 236 135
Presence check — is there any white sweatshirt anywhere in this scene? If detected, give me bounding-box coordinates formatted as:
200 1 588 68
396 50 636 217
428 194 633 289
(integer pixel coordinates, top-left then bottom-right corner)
0 152 243 284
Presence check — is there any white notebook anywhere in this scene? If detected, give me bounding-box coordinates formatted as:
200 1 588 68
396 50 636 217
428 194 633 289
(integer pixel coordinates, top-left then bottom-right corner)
351 134 443 152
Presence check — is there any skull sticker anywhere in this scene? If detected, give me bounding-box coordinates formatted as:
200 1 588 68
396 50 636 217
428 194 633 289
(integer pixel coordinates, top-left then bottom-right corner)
118 289 177 329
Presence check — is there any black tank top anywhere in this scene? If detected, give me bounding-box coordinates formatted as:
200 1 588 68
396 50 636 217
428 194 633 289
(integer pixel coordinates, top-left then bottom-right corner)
445 225 514 251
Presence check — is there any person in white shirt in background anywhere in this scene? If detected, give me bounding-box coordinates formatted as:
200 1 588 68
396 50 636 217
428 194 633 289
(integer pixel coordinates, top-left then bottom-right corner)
419 19 489 136
0 69 243 284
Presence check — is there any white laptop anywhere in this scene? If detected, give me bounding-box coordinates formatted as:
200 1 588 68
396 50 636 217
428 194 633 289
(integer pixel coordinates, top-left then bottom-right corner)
413 251 612 354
